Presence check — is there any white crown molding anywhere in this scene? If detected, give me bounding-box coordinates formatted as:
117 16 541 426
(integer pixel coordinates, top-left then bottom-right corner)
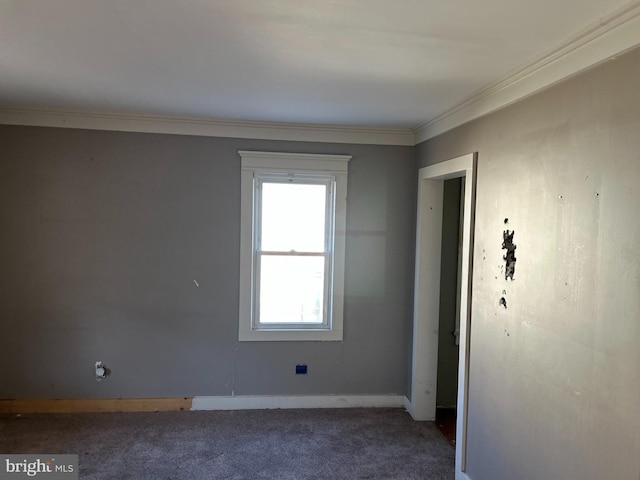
414 0 640 144
191 394 409 411
0 107 415 146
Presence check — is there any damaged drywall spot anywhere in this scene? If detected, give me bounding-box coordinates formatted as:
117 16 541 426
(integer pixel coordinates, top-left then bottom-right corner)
95 361 111 381
499 297 507 309
502 230 517 280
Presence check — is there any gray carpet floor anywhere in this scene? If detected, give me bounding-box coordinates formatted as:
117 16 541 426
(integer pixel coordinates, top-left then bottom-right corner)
0 408 455 480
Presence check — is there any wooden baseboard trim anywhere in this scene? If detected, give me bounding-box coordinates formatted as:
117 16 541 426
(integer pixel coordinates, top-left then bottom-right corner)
0 397 193 414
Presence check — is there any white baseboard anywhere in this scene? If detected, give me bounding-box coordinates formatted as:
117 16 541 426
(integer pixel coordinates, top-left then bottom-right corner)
191 394 409 411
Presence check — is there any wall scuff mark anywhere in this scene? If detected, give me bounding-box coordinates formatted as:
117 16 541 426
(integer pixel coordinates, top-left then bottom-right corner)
502 230 517 280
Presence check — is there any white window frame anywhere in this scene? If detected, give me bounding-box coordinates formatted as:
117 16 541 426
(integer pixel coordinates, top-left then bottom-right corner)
238 151 350 341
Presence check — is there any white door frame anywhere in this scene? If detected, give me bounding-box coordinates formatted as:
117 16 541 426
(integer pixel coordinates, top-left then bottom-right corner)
408 152 476 480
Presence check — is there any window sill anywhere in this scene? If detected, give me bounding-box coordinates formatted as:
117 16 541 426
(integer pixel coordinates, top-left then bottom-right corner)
238 328 343 342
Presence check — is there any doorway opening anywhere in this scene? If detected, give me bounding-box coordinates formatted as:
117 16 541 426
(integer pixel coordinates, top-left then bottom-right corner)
409 153 476 480
435 176 464 446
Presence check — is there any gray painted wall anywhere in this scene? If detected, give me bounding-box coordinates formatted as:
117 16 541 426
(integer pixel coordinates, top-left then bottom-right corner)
417 46 640 480
436 178 461 408
0 127 416 398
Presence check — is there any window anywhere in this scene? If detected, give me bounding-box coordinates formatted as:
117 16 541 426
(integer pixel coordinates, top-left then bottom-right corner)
239 151 350 341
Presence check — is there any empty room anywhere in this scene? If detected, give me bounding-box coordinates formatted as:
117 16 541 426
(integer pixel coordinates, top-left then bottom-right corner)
1 1 639 479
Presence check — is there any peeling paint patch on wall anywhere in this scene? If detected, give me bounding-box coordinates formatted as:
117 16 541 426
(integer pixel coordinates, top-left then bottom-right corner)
502 230 516 280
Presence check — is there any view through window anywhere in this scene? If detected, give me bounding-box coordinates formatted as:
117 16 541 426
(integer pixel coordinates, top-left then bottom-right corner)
257 180 330 325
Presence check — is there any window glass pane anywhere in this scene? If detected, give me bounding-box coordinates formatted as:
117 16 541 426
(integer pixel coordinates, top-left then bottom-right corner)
259 255 325 324
261 182 326 252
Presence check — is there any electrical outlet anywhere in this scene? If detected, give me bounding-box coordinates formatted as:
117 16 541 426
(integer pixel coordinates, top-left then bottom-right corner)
95 361 107 381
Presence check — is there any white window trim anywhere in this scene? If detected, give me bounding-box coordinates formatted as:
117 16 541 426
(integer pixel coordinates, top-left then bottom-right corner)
238 151 350 341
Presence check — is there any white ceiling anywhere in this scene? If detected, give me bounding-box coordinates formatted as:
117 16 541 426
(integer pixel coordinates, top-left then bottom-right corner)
0 0 634 130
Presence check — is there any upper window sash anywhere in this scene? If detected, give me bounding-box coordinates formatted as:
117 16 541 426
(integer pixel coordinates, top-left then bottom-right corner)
254 173 334 254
